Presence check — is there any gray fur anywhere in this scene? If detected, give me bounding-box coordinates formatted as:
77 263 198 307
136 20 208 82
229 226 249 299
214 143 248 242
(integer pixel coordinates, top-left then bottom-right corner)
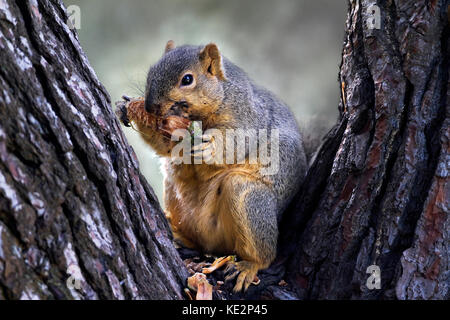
145 44 307 265
219 56 307 214
145 45 200 111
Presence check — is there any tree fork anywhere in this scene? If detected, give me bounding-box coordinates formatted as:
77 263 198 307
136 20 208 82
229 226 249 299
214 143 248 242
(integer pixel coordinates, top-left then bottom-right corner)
0 0 448 300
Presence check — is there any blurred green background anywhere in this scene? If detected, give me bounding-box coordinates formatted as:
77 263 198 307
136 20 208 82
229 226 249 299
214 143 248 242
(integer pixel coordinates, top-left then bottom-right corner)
64 0 347 204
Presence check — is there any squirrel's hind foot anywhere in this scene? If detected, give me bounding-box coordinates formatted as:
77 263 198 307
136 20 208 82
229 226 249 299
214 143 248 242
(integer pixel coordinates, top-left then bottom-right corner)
231 261 261 293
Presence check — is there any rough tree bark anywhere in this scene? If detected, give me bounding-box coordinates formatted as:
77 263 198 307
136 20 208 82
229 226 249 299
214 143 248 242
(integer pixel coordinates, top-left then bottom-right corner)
279 0 449 300
0 0 188 299
0 0 448 300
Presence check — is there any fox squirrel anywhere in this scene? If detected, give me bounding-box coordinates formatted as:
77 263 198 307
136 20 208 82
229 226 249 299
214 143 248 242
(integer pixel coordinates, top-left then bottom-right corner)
116 41 307 292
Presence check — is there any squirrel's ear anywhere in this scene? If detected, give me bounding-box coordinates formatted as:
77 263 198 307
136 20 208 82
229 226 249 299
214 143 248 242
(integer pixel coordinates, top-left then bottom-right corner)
199 43 226 80
164 40 176 54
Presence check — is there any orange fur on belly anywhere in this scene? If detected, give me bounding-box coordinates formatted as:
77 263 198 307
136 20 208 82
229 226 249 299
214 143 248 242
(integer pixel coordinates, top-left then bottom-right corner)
164 162 264 258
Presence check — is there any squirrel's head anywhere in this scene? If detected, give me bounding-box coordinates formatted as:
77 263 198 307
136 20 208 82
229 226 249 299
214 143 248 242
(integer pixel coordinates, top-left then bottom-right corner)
144 41 227 121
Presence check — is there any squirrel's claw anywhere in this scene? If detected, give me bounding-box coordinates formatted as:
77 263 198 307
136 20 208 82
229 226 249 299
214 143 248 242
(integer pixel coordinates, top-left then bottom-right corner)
224 270 239 283
232 261 260 293
191 135 216 163
224 260 239 282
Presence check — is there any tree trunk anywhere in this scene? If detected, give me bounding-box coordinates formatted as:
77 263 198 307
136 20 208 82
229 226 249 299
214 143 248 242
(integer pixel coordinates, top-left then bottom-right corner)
280 0 449 300
0 0 448 300
0 0 188 299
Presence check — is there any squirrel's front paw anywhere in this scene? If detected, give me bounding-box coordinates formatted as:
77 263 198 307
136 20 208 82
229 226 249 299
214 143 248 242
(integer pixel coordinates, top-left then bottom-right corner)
230 261 260 293
191 134 217 164
115 95 131 127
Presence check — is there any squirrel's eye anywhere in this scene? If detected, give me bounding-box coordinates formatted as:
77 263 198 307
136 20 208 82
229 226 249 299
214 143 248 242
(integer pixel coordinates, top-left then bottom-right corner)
181 74 194 86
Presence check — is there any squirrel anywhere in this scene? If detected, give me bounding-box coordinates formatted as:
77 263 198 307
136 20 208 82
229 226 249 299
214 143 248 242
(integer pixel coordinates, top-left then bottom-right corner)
116 41 307 292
